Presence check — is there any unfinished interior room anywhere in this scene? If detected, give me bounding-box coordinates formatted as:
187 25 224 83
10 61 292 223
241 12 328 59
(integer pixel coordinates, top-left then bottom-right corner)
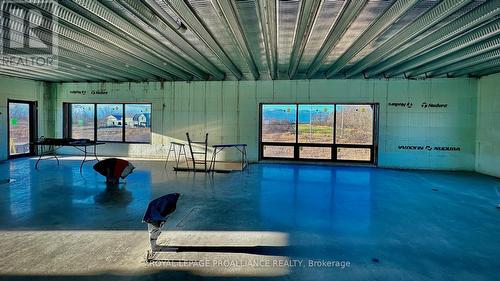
1 0 500 280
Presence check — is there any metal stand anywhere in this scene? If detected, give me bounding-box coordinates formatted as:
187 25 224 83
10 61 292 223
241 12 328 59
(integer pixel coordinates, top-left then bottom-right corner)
209 144 248 172
165 142 189 170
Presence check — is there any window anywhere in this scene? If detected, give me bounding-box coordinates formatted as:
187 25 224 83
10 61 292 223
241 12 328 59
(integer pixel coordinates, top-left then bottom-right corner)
125 104 151 143
298 104 334 144
261 104 296 143
65 103 152 143
97 104 123 142
335 105 373 145
260 103 377 163
70 104 95 140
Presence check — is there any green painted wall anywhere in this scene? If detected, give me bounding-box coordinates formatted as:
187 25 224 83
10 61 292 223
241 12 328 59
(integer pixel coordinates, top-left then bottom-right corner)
476 73 500 178
0 76 51 161
54 78 477 170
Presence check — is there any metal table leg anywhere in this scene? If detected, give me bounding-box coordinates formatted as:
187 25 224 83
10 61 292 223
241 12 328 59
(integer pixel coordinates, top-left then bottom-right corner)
80 146 87 173
165 143 173 169
182 145 189 169
209 147 218 172
35 145 44 169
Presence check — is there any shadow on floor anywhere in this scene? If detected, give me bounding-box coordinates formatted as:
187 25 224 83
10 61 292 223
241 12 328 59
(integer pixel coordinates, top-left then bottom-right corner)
0 272 286 281
154 245 289 256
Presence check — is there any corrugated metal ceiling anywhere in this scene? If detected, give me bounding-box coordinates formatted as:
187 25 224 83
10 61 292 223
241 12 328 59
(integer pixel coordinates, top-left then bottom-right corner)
0 0 498 82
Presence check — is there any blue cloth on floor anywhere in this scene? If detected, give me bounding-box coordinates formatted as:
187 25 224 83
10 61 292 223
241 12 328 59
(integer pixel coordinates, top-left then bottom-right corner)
143 193 180 227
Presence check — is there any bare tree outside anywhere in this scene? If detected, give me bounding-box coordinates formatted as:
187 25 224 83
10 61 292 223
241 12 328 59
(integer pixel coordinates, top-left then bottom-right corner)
71 104 94 140
8 102 31 155
261 104 374 161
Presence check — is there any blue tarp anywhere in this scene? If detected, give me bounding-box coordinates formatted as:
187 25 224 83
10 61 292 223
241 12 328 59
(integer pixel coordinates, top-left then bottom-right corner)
143 193 180 227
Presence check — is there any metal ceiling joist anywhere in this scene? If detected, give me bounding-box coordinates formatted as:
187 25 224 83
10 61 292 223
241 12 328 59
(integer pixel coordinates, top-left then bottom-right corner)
345 0 471 78
430 48 500 77
449 55 500 77
306 0 367 78
63 0 208 80
113 0 225 80
58 1 193 80
365 0 500 78
325 0 420 78
288 0 323 79
385 19 500 77
4 2 132 81
13 16 145 81
33 1 183 80
0 61 91 81
210 0 259 80
53 23 170 80
256 0 277 79
407 35 500 77
161 0 242 80
468 62 500 77
67 0 204 79
0 70 58 82
1 39 111 82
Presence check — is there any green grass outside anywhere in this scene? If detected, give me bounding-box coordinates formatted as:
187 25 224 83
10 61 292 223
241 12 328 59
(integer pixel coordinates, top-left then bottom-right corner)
298 124 333 135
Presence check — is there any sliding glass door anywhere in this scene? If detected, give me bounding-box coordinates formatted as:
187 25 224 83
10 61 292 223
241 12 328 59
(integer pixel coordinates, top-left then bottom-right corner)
8 100 37 158
260 103 377 163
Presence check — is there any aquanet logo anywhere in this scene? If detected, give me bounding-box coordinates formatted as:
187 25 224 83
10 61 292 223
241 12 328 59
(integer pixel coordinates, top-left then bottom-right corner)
0 0 58 68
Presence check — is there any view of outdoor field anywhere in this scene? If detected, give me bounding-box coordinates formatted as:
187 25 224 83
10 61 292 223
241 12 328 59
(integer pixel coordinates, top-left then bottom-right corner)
71 104 94 140
70 103 151 143
261 104 374 161
8 102 31 156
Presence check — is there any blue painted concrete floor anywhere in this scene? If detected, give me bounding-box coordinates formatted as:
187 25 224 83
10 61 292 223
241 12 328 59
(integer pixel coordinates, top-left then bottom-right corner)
0 157 499 280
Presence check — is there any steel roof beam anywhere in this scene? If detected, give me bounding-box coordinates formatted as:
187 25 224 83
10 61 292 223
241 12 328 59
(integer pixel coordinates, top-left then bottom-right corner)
68 0 206 79
48 1 192 80
429 48 500 77
10 2 159 81
1 32 112 81
407 35 500 77
448 54 500 77
68 0 204 79
54 23 170 80
365 0 500 78
160 0 242 80
384 20 500 77
325 0 420 78
256 0 277 79
288 0 322 79
31 1 183 80
0 69 64 81
345 0 471 78
468 62 500 77
113 0 225 80
0 71 58 82
306 0 367 78
211 0 259 80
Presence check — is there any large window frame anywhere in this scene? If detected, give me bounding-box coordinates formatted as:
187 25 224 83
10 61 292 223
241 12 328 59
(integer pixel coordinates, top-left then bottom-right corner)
63 102 152 144
259 103 379 164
